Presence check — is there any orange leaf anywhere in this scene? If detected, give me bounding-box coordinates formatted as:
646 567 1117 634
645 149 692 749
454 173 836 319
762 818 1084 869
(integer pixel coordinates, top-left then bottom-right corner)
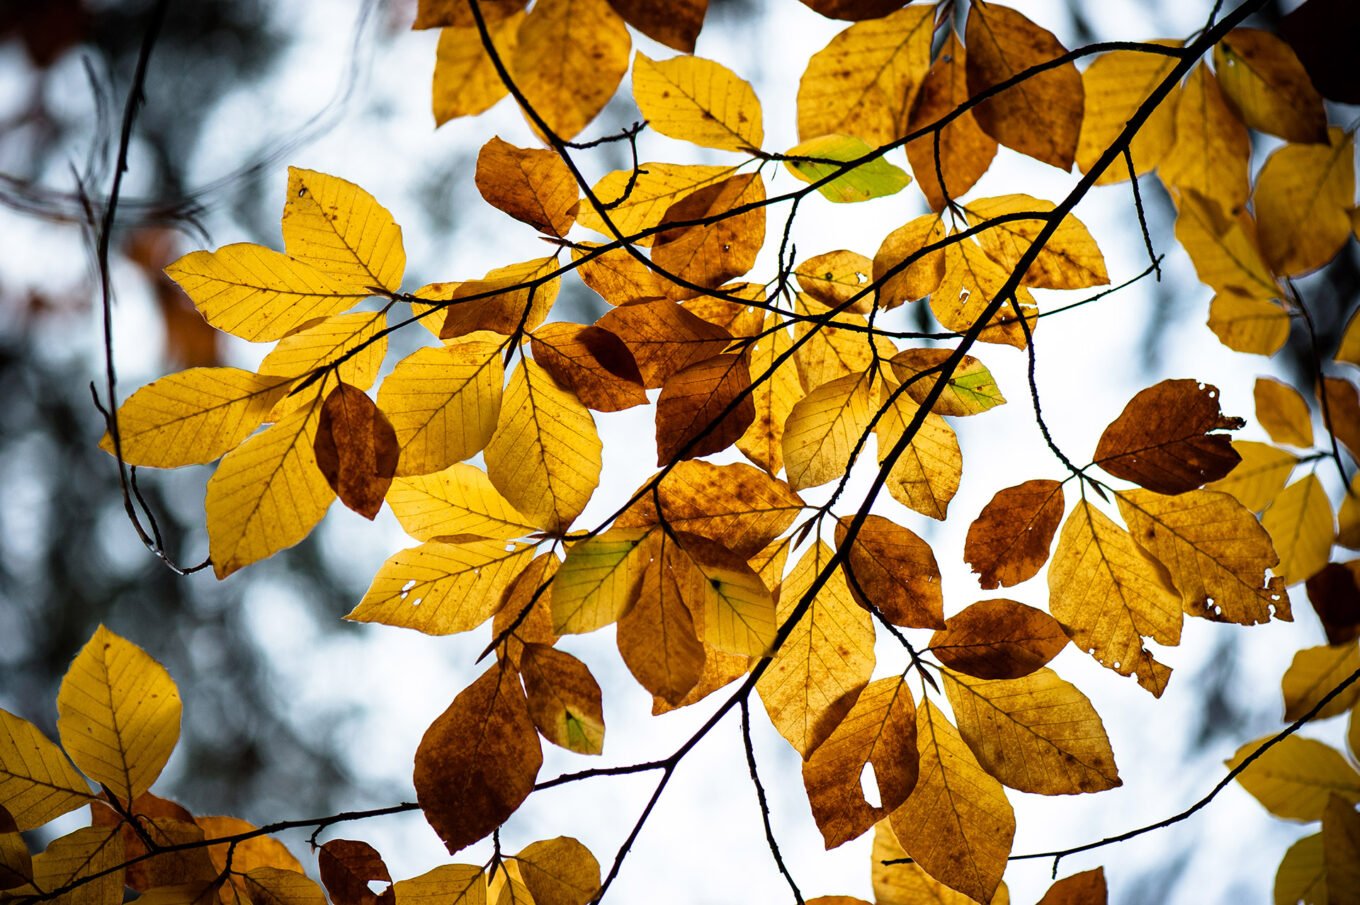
651 174 765 295
835 515 944 629
520 644 605 755
930 599 1068 680
474 137 579 237
530 323 646 413
597 299 731 388
1036 868 1107 905
654 353 755 464
905 33 997 211
965 479 1064 589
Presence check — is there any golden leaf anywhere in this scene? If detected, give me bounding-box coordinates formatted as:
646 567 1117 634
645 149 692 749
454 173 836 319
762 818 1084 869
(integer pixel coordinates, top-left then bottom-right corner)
1229 735 1360 820
1254 129 1356 277
576 163 734 243
876 387 963 521
56 626 180 805
387 464 537 542
965 480 1065 589
1077 48 1179 184
872 820 1010 905
905 33 998 211
474 137 579 237
965 2 1084 170
835 514 944 629
681 533 777 657
514 836 600 905
889 699 1014 905
205 398 334 578
651 174 765 294
737 313 803 475
1282 643 1360 722
521 645 605 755
414 0 524 29
432 16 522 126
872 213 946 308
962 194 1110 290
1037 868 1107 905
244 867 326 905
165 244 367 342
792 296 890 387
1324 796 1360 905
616 543 706 706
282 168 405 295
757 541 874 757
890 347 1006 417
378 336 505 477
796 4 933 146
440 257 561 339
258 312 388 420
30 826 124 905
803 676 917 848
1175 191 1279 300
552 527 656 635
1337 306 1360 368
1206 293 1290 357
1204 440 1296 513
1048 501 1181 696
511 0 630 140
394 866 487 905
0 711 92 830
795 250 875 314
942 667 1121 795
1117 488 1290 624
1273 833 1325 905
415 665 542 853
783 369 874 491
570 243 665 305
1160 64 1251 218
485 358 601 533
930 599 1069 680
1214 27 1328 144
1262 475 1334 585
99 368 290 468
346 540 533 635
931 238 1037 350
1255 377 1314 448
632 53 762 152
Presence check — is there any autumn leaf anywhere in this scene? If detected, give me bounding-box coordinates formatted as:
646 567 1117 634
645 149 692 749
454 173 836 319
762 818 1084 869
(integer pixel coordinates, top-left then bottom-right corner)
393 865 487 905
794 250 873 313
440 258 560 339
1274 833 1326 905
737 313 802 474
318 840 391 905
781 134 911 204
651 174 765 293
474 137 579 237
259 312 388 420
282 168 405 296
520 644 605 755
1160 64 1251 218
889 348 1006 417
1262 475 1334 586
514 836 600 905
1037 868 1107 905
597 299 732 388
432 15 522 125
1306 562 1360 645
552 527 656 635
930 237 1038 349
1255 377 1315 447
387 464 537 542
966 2 1084 170
875 385 963 520
654 353 755 464
493 553 560 668
965 480 1065 589
1206 293 1290 357
872 213 946 307
1206 440 1297 512
1077 48 1179 184
1254 129 1355 277
889 699 1014 904
871 821 1009 905
1094 378 1244 495
30 826 125 905
1213 27 1328 144
632 53 762 153
942 667 1121 795
679 532 777 657
510 0 629 140
616 547 706 706
576 163 734 243
1175 191 1280 301
415 665 542 854
1324 794 1360 905
905 33 997 211
314 383 399 520
244 866 327 905
606 0 705 53
0 710 92 830
414 0 525 30
930 599 1068 680
963 194 1109 290
783 370 874 491
1230 735 1360 820
835 515 944 629
530 323 646 413
1284 641 1360 725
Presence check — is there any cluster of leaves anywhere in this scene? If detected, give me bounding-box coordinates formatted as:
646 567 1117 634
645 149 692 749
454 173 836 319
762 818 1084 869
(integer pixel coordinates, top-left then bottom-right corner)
8 0 1360 902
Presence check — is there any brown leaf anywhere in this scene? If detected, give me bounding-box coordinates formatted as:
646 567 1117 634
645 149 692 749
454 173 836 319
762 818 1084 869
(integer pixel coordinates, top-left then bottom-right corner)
802 677 917 849
1323 377 1360 464
530 323 647 412
797 0 910 19
314 383 399 519
318 840 391 905
1278 0 1360 104
966 3 1084 170
1094 379 1244 495
492 553 561 668
651 174 765 295
1037 868 1107 905
413 0 525 29
965 479 1065 589
930 599 1068 680
1306 562 1360 646
835 515 944 629
414 665 542 854
520 644 605 755
906 33 997 211
606 0 706 53
597 299 731 388
474 137 579 237
1324 793 1360 905
0 806 31 891
617 547 706 706
654 353 755 464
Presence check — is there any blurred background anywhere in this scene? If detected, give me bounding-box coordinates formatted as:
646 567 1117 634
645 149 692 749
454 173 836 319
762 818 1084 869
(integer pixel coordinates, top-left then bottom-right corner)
0 0 1355 902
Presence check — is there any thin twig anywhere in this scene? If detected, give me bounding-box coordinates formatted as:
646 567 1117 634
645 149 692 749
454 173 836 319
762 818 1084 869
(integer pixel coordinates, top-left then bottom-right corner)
740 698 804 905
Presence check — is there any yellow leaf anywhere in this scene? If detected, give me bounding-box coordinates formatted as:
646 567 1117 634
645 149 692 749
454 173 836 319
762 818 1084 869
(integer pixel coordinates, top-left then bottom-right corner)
872 821 1010 905
1342 477 1360 550
889 348 1006 417
511 0 630 140
1282 643 1360 722
282 168 405 295
1336 306 1360 368
758 541 874 757
737 313 803 475
244 869 327 905
521 645 605 755
792 295 890 387
492 553 561 668
873 213 946 308
1206 440 1297 512
394 865 487 905
904 33 998 211
345 540 534 635
165 244 367 342
31 826 124 905
794 250 874 314
552 527 656 634
259 312 389 420
475 137 579 237
576 163 735 244
515 836 600 905
378 337 505 477
795 4 933 146
876 387 963 521
1047 501 1181 696
0 710 92 830
889 700 1014 905
1207 292 1290 356
962 194 1109 290
942 667 1121 795
205 399 335 578
632 53 762 152
55 628 180 808
1262 475 1335 585
485 358 601 533
530 323 646 414
802 676 917 848
570 243 665 305
1160 64 1251 218
683 533 777 657
1119 488 1292 624
432 16 522 126
1077 48 1179 184
1214 27 1328 144
441 258 561 339
1255 377 1314 447
783 369 874 491
965 2 1084 170
931 238 1038 350
1273 833 1325 905
1229 735 1360 820
1254 130 1356 277
388 464 538 541
99 368 290 468
1175 191 1280 300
